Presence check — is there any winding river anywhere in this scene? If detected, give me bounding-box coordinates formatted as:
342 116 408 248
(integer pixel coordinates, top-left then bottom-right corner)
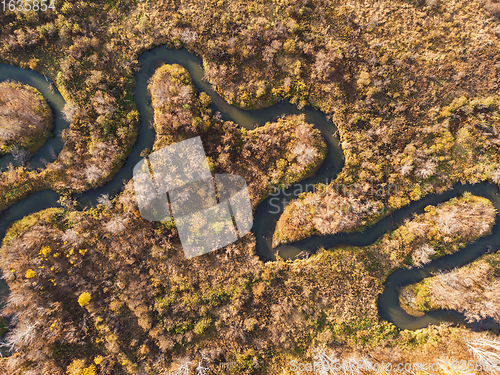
0 46 499 351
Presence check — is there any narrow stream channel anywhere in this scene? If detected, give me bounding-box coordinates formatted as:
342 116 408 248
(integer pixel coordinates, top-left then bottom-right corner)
0 46 499 354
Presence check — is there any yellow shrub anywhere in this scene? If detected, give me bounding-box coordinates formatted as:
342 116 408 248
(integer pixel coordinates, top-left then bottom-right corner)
78 292 91 307
25 269 36 279
66 359 97 375
93 356 104 365
40 245 51 257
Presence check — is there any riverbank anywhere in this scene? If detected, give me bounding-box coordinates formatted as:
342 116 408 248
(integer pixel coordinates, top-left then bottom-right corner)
0 0 499 368
0 81 52 156
400 250 500 323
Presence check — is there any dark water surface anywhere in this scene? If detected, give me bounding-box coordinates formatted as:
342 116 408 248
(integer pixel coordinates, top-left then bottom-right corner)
0 47 499 353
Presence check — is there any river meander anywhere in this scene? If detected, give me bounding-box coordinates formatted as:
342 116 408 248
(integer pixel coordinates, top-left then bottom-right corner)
0 46 499 353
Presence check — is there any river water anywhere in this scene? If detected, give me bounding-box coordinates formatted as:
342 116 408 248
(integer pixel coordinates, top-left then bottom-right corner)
0 46 499 352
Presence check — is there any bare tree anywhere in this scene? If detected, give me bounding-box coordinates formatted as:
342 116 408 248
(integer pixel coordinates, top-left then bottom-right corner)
60 229 81 247
10 145 30 164
4 321 38 352
312 344 340 374
466 335 500 373
61 101 78 122
84 164 102 183
491 168 500 184
105 216 129 234
415 158 437 179
195 355 209 375
168 357 192 375
291 142 319 166
97 193 112 208
412 243 436 267
399 161 414 176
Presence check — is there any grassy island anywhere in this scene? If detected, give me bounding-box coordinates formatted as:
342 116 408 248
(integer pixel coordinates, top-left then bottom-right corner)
1 0 500 372
0 81 52 156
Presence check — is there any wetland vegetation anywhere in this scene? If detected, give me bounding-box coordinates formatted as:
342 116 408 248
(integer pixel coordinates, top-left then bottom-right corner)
0 0 500 373
0 81 52 157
